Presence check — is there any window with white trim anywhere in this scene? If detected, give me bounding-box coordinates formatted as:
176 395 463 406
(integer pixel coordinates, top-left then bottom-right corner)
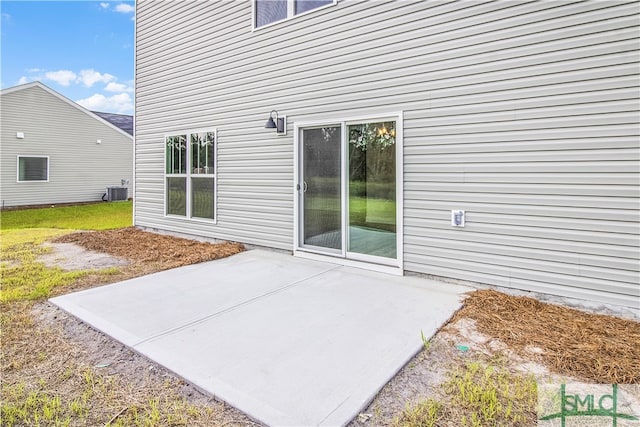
17 156 49 182
165 130 216 221
254 0 334 28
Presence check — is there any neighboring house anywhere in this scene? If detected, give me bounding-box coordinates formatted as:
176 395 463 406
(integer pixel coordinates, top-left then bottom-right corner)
0 82 133 208
134 1 639 308
92 111 134 136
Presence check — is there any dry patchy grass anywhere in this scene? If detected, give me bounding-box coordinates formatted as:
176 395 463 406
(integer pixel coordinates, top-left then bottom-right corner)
1 300 254 427
1 228 250 426
389 290 639 427
3 227 638 427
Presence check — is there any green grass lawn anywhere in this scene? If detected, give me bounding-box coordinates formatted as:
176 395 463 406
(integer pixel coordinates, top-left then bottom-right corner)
305 195 396 234
0 202 132 302
0 201 133 230
0 200 251 427
0 228 99 303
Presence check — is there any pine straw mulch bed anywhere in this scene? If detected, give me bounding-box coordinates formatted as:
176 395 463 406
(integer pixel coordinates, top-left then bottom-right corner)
53 228 640 385
54 227 244 271
52 228 640 386
452 289 640 384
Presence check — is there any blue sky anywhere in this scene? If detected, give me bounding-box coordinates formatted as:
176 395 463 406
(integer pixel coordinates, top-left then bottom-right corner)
1 1 135 114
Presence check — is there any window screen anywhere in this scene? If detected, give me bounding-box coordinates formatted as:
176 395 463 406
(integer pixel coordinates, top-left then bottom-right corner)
255 0 287 27
255 0 333 28
18 156 48 181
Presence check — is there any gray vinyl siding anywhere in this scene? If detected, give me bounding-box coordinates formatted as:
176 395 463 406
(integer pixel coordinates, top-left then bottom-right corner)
0 85 133 208
135 0 639 308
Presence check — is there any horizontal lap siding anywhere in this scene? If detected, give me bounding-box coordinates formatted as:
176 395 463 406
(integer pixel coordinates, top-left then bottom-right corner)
400 0 639 307
135 2 291 246
135 0 639 307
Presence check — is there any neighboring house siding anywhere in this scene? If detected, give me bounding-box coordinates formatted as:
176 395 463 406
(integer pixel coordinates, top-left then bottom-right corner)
0 84 134 207
135 0 639 307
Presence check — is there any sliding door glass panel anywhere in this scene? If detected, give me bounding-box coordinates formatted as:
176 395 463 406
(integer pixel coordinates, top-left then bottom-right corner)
347 121 397 258
302 126 342 250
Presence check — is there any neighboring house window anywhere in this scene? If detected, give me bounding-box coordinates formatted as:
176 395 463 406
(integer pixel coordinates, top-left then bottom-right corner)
165 130 216 221
17 156 49 182
255 0 334 28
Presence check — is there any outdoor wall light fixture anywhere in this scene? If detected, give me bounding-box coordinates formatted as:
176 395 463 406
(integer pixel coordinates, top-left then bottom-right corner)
264 109 287 135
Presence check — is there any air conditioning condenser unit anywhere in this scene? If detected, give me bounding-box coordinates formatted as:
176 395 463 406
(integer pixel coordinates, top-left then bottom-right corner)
106 186 128 202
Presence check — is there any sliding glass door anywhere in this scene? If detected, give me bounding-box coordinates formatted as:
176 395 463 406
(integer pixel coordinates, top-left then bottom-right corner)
300 126 342 252
297 118 399 265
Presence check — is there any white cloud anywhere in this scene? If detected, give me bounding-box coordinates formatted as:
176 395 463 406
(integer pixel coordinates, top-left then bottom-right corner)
76 93 133 114
17 67 132 113
22 68 127 91
114 3 134 13
78 69 115 87
104 82 134 93
17 69 44 85
100 2 110 9
44 70 77 86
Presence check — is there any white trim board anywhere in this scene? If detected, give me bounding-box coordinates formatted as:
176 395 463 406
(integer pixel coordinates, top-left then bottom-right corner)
293 111 404 271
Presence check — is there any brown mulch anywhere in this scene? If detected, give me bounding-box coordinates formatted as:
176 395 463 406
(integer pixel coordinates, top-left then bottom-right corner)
49 228 640 387
54 227 244 270
453 289 640 384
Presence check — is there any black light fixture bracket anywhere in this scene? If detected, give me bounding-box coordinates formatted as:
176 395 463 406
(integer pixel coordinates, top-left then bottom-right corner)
264 109 287 135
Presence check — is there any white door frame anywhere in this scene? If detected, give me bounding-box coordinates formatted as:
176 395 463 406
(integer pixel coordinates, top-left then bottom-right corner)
295 123 344 257
293 112 404 275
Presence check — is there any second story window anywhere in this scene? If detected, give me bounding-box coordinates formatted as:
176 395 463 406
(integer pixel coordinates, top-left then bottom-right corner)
255 0 334 28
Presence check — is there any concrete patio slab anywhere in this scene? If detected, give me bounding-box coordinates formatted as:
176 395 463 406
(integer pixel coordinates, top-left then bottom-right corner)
51 249 470 426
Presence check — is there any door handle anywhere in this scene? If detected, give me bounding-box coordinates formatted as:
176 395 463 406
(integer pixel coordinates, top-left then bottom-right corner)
303 181 308 193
